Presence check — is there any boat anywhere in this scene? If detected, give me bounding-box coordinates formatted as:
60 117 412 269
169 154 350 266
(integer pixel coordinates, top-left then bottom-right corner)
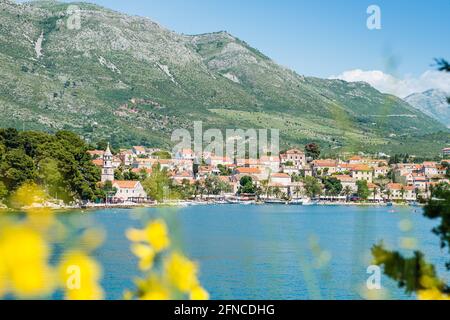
386 202 393 207
289 199 303 205
264 199 287 205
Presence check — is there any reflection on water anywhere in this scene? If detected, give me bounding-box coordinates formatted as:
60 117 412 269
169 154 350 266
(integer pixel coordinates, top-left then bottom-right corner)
37 205 450 299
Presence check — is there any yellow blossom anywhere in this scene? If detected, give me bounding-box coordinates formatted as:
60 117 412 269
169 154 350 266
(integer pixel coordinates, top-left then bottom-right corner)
190 286 209 300
164 252 199 293
145 220 170 252
126 228 147 242
59 251 104 300
418 287 450 300
131 243 155 271
139 274 170 300
0 224 54 298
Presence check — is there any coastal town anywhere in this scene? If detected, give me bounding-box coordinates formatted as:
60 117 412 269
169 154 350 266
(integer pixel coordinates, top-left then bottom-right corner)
88 143 450 206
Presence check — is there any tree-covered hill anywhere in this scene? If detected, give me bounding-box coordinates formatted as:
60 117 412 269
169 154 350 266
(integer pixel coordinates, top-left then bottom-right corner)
0 0 449 156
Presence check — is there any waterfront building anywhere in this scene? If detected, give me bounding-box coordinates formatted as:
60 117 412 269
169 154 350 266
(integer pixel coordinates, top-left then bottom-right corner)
112 180 147 202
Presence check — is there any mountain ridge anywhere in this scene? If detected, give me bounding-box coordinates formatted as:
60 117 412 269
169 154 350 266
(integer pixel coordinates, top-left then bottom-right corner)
405 89 450 128
0 0 449 155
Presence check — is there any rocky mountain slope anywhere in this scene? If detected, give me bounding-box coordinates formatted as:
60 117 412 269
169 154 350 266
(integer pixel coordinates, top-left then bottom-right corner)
405 89 450 128
0 0 448 155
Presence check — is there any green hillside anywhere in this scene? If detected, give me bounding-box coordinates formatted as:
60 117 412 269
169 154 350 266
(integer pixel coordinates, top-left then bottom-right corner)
0 0 448 156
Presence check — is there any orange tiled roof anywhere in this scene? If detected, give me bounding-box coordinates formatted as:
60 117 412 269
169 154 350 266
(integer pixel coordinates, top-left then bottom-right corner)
236 167 262 174
351 164 372 171
113 180 139 189
335 175 355 182
92 159 103 167
284 149 304 155
313 159 337 167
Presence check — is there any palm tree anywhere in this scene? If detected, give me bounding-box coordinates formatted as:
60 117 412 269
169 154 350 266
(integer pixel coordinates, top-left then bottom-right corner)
343 186 352 202
293 185 302 199
274 187 282 199
386 189 392 202
373 187 378 202
400 187 406 202
193 180 201 200
260 179 269 199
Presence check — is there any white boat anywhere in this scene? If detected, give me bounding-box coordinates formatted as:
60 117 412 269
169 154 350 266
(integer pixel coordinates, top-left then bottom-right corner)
289 199 303 205
264 199 287 205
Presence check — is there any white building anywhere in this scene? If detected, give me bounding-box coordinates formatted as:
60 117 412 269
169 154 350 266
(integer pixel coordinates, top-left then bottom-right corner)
113 180 147 202
101 144 115 183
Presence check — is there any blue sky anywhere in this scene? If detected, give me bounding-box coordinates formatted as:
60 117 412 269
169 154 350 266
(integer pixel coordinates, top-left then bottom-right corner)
53 0 449 79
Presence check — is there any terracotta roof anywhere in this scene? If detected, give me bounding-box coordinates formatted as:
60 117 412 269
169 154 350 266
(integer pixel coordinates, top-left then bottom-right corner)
92 159 103 167
349 156 363 161
236 167 262 174
335 175 355 182
271 173 290 178
113 180 140 189
88 150 105 156
284 149 304 155
313 159 337 167
387 183 415 191
351 164 372 172
133 146 146 152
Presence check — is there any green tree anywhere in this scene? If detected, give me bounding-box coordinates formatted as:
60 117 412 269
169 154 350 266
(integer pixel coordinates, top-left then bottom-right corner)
239 176 256 194
142 164 174 202
323 177 342 198
217 164 232 176
305 143 321 160
303 176 322 199
0 181 7 201
356 180 370 200
152 151 172 159
342 186 353 202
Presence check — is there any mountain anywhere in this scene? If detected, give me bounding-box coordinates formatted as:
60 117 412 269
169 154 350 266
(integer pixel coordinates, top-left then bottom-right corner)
0 0 449 156
404 89 450 128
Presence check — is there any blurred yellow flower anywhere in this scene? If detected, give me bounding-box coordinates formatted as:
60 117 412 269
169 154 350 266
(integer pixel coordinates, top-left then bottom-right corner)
11 183 47 208
139 274 170 300
126 228 147 242
59 251 104 300
131 243 155 271
0 224 54 298
418 287 450 300
190 286 209 300
145 220 170 252
164 252 199 293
